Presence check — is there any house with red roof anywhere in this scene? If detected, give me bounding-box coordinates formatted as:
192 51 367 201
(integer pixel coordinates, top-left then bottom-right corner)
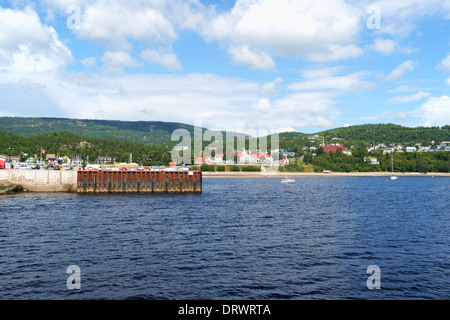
320 144 348 153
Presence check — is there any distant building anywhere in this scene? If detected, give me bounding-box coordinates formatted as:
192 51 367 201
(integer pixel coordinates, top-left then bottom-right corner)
280 157 290 166
195 149 273 165
9 156 20 164
97 156 116 164
380 148 394 154
72 156 83 166
240 149 273 164
0 154 6 169
320 145 348 153
46 154 58 166
58 156 71 164
365 157 380 165
282 151 296 158
406 147 416 152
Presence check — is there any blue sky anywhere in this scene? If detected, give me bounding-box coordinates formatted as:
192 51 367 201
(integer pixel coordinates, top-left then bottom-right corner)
0 0 449 134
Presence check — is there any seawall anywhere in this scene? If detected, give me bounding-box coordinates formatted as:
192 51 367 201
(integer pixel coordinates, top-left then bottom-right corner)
0 170 77 192
0 169 202 193
77 170 202 193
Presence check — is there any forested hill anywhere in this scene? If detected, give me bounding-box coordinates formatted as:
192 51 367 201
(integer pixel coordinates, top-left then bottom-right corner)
317 124 450 145
0 117 196 146
278 124 450 152
0 117 449 149
0 131 170 165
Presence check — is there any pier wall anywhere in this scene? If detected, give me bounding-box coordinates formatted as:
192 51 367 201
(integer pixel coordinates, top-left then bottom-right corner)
77 170 202 193
0 170 77 192
0 169 202 193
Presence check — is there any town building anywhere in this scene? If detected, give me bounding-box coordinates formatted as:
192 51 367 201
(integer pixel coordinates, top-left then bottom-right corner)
97 156 116 164
46 154 58 166
0 154 6 169
319 144 349 153
72 156 84 166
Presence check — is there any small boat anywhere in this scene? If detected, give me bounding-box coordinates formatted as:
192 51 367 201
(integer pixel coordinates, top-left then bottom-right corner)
281 177 295 184
390 154 398 180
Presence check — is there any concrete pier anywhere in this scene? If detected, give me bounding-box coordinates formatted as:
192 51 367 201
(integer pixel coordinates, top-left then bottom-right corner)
0 169 202 194
0 169 77 192
77 170 202 194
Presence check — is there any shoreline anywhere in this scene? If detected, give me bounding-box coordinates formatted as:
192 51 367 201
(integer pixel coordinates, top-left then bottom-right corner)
202 171 450 178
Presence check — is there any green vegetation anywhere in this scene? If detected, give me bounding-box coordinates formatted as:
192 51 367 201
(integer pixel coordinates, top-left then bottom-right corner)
0 131 170 165
0 117 196 146
0 117 248 147
277 123 450 153
302 149 450 173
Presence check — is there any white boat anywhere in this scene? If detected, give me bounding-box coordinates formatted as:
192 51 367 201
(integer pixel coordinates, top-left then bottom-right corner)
281 177 295 184
390 154 398 180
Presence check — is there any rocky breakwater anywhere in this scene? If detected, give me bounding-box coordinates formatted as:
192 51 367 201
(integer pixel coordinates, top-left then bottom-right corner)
0 181 24 195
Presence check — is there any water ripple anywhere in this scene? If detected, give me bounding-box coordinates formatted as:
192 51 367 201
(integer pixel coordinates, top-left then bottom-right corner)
0 177 448 300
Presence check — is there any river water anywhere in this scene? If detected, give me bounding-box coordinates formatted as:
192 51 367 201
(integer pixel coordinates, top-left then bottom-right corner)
0 177 448 300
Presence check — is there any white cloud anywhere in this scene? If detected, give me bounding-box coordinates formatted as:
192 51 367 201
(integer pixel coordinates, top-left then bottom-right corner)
418 96 450 127
259 77 283 97
358 113 389 121
0 65 346 132
389 91 431 104
358 0 450 37
396 112 409 120
276 127 296 133
0 6 72 72
367 38 397 55
73 1 177 50
289 68 375 92
201 0 364 66
228 45 275 71
379 60 418 81
436 54 450 72
101 51 140 72
272 91 340 128
80 57 96 67
140 49 183 71
388 85 423 93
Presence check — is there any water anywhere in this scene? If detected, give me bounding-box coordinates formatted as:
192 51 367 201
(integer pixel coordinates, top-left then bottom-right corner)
0 177 448 300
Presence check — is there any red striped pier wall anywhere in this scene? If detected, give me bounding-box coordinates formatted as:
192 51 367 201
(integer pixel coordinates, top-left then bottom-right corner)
77 170 202 194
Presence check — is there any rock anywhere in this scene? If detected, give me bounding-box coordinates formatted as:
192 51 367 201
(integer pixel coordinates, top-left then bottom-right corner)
0 182 24 195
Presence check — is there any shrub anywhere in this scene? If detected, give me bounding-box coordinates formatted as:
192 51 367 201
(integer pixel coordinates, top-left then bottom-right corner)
241 165 261 172
200 164 215 172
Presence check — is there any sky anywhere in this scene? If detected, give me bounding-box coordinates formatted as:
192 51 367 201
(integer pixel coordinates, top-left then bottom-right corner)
0 0 449 134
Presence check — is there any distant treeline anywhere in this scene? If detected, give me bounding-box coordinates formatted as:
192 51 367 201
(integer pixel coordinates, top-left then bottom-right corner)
0 131 170 165
278 124 450 154
0 117 195 146
298 149 450 173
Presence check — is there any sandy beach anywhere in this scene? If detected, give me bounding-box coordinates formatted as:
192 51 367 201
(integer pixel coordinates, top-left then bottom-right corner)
202 171 450 178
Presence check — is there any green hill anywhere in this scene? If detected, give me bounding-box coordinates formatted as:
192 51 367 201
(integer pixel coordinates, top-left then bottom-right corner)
278 124 450 153
0 117 202 146
1 117 449 156
0 131 170 165
0 117 250 147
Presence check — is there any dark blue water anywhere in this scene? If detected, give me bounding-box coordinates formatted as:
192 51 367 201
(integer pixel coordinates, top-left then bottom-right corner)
0 177 448 300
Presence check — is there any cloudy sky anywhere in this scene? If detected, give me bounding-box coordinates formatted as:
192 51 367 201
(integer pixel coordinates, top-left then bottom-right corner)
0 0 449 133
